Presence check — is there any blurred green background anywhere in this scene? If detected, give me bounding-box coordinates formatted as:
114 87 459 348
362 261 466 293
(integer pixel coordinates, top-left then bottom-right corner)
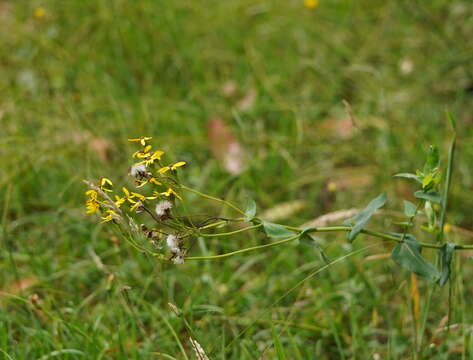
1 0 473 358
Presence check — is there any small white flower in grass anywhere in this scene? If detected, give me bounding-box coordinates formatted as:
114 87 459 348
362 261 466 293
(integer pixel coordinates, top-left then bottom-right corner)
155 200 173 217
129 163 147 177
166 234 179 252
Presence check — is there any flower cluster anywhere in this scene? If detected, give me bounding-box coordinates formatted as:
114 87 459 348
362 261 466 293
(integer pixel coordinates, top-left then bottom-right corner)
85 137 188 263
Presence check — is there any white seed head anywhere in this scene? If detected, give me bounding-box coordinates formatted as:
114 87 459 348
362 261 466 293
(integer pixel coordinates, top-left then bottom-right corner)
172 255 185 264
129 163 147 177
166 234 179 252
155 200 173 216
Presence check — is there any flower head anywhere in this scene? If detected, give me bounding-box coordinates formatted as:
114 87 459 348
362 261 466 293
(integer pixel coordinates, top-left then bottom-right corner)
166 234 180 252
155 200 173 217
129 163 148 177
85 190 100 214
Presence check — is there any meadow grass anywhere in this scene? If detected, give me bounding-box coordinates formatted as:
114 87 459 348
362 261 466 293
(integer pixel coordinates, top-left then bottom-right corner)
1 0 473 358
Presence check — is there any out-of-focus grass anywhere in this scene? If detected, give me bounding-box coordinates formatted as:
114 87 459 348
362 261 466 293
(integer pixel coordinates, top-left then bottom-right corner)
1 0 473 358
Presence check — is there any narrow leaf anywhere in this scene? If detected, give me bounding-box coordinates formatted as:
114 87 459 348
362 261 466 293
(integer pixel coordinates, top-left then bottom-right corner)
262 221 296 239
391 237 440 282
414 190 442 204
344 193 387 242
403 200 417 218
244 199 257 222
394 173 422 184
437 243 455 287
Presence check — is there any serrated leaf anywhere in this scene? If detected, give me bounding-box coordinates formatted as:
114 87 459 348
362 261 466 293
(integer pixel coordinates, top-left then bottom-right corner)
414 190 442 203
244 199 257 222
391 237 440 282
438 243 456 287
424 145 440 174
262 221 296 239
394 173 422 184
344 193 387 243
403 200 417 218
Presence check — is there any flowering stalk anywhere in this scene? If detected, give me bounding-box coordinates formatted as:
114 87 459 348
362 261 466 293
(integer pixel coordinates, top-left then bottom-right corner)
84 135 469 285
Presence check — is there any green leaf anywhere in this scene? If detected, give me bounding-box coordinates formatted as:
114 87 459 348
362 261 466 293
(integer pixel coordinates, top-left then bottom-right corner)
403 200 417 218
391 237 440 282
423 145 440 174
244 199 257 222
414 190 442 203
299 229 330 263
344 193 387 243
262 221 296 239
394 173 422 184
437 243 456 287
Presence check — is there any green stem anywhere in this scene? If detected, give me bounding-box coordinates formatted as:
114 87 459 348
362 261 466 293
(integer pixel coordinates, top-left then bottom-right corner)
200 224 262 237
186 234 300 260
186 225 473 261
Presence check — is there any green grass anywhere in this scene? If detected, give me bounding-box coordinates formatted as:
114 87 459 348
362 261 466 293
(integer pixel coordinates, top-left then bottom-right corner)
1 0 473 358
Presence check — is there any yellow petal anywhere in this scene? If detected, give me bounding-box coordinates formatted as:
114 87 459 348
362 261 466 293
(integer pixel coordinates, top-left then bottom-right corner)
171 161 186 170
158 166 170 174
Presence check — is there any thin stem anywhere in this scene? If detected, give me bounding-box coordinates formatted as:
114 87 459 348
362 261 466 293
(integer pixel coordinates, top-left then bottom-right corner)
180 185 246 216
200 224 263 238
186 225 473 261
186 234 300 260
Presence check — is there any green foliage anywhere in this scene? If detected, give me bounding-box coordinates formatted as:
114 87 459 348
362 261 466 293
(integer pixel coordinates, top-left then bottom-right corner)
344 193 387 242
403 200 417 218
262 220 296 239
438 243 456 287
390 235 439 282
244 199 257 222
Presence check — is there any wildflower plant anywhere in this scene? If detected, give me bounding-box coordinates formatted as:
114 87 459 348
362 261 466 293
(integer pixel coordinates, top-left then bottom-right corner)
85 122 470 286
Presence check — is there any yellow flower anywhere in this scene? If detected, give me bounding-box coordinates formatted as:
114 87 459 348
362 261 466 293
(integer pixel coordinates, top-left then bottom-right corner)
136 176 162 188
115 187 138 207
128 136 152 146
149 177 161 185
85 189 98 199
99 177 113 192
129 201 143 212
86 200 100 214
131 191 158 201
132 145 153 159
142 150 165 166
101 209 117 223
34 7 46 19
161 188 181 200
85 189 100 213
158 161 187 174
304 0 319 9
114 195 126 207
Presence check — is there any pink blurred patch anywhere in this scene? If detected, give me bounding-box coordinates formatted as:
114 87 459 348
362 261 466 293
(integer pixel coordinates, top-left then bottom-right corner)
207 117 245 175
